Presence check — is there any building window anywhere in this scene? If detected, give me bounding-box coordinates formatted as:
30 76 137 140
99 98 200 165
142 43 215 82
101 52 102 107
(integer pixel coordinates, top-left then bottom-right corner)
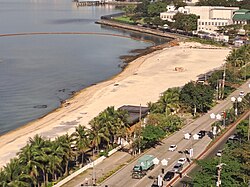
208 22 210 25
215 22 217 26
202 22 204 25
212 22 214 26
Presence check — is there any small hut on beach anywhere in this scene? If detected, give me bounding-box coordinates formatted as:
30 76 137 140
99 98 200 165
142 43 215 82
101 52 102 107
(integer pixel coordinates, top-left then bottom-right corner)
118 105 149 125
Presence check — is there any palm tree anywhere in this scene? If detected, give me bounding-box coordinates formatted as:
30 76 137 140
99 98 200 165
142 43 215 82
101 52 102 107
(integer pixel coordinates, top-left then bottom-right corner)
18 144 43 186
114 109 130 144
89 118 109 153
56 134 75 176
0 169 8 187
46 140 63 181
2 158 32 187
72 125 90 167
159 87 180 115
99 107 116 146
27 135 49 186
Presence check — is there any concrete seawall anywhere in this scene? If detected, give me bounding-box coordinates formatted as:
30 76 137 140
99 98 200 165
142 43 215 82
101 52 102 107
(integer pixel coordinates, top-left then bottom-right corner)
95 19 187 40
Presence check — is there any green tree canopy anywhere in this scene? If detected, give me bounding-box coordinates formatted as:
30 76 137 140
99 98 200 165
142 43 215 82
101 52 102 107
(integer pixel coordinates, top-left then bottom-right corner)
196 0 250 9
180 81 214 114
172 13 199 31
141 124 166 148
147 1 168 17
135 0 150 17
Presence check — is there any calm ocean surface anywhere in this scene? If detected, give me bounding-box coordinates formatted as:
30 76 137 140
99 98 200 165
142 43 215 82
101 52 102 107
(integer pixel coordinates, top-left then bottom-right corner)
0 0 168 135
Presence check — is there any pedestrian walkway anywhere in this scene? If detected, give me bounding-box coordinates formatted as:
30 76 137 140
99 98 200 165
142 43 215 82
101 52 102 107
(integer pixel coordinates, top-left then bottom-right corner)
62 151 133 187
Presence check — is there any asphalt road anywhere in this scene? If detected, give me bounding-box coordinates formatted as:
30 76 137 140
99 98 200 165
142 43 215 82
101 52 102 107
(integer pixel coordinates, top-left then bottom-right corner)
101 81 250 187
174 129 237 187
96 81 250 187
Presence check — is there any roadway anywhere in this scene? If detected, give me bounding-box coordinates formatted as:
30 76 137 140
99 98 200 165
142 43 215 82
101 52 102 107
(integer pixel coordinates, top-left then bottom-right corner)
100 81 250 187
71 81 249 187
174 128 237 187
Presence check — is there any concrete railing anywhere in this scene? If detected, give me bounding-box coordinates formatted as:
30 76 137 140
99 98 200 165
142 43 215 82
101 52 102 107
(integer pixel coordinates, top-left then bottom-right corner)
53 145 122 187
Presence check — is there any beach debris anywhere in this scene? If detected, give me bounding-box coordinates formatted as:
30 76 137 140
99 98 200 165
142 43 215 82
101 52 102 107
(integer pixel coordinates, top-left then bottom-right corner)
64 102 70 107
174 67 185 72
114 83 119 86
69 91 76 95
33 105 47 109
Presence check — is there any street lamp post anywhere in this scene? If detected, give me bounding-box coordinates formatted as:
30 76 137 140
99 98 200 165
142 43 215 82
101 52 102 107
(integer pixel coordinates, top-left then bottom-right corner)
216 156 226 187
138 104 142 155
231 96 242 116
210 112 224 136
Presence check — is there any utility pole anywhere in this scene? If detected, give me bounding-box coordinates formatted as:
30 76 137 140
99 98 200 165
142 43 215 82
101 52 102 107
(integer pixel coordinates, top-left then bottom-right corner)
248 114 250 141
221 64 226 99
92 149 95 186
138 104 142 154
218 80 222 100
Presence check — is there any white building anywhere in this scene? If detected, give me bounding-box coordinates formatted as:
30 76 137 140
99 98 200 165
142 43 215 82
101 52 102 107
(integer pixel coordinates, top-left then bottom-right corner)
160 5 178 22
183 0 200 4
160 6 239 34
194 6 239 33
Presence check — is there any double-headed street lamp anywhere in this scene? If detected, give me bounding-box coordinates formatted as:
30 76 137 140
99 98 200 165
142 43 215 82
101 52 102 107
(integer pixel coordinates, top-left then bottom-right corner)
231 96 242 116
210 112 226 126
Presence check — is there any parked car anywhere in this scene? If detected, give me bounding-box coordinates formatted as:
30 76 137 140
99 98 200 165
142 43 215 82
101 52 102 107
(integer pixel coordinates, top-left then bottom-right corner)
228 134 239 141
239 91 245 97
198 130 206 139
151 178 158 187
168 145 177 151
172 163 183 173
177 158 187 165
163 171 175 181
216 150 222 157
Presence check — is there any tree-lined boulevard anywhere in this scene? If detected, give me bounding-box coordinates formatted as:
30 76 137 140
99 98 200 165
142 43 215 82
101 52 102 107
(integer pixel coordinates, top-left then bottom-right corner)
70 81 250 187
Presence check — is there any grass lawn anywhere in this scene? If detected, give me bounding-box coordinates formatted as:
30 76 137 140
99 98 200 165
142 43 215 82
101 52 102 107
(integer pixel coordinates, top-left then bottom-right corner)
113 16 135 24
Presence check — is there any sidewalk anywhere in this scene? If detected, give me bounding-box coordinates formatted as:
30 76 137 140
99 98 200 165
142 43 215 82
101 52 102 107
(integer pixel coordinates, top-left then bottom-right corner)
62 151 133 187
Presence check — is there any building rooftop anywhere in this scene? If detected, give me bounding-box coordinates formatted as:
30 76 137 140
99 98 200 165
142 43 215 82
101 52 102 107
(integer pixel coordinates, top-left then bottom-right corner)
118 105 149 125
233 13 250 21
234 9 250 13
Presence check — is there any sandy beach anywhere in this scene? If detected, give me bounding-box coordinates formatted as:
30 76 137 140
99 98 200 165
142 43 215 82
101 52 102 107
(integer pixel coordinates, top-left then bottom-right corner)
0 41 230 168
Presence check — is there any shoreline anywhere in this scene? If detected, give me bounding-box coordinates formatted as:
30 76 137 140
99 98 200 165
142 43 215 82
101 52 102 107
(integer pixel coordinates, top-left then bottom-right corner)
0 41 230 168
0 40 171 137
0 39 172 138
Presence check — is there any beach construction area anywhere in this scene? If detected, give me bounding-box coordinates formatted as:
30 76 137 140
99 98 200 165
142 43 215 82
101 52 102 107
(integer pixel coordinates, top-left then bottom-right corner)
0 41 230 168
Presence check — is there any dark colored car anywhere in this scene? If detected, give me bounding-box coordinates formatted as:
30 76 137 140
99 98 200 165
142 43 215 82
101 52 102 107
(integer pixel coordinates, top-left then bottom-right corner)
173 163 183 173
198 130 206 139
151 178 158 187
163 171 175 181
